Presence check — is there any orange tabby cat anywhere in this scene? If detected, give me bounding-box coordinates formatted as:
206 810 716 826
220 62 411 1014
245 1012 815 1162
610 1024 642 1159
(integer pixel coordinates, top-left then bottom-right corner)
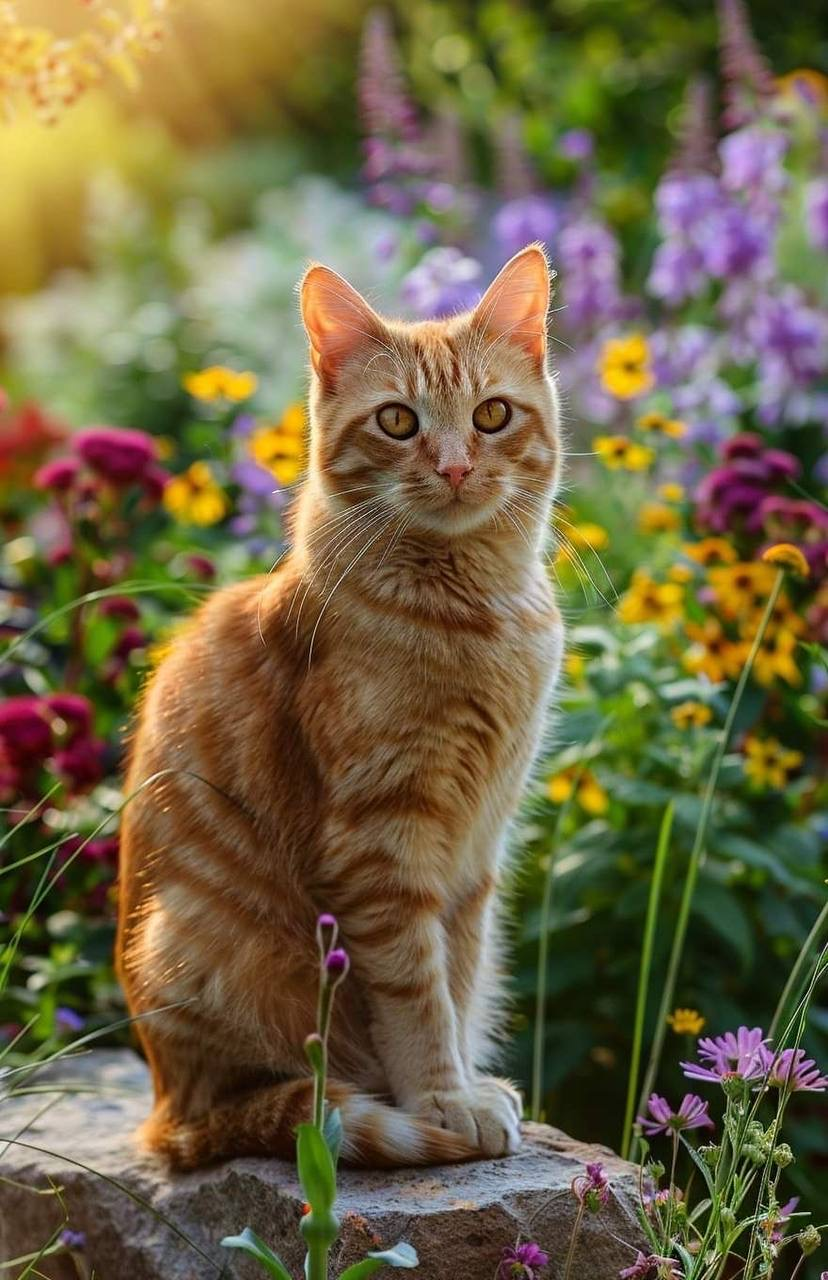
116 243 563 1169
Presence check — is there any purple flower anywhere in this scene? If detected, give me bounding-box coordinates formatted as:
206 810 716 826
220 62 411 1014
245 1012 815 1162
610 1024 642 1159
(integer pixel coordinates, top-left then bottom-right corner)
55 1007 85 1034
655 173 721 237
572 1161 610 1210
401 247 482 318
648 240 707 306
324 948 350 982
358 10 431 214
719 126 788 196
718 0 775 130
701 203 770 279
620 1253 683 1279
73 426 157 484
493 195 559 259
762 1048 828 1093
496 1242 549 1279
637 1093 714 1137
559 128 594 162
59 1229 86 1250
682 1026 769 1083
558 217 625 330
805 179 828 252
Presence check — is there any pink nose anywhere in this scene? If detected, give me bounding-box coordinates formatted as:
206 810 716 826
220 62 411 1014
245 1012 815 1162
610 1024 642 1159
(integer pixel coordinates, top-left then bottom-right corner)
437 461 472 490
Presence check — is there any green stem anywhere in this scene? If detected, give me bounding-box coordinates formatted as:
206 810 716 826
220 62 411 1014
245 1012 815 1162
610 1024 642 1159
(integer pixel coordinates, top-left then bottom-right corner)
637 571 784 1114
768 899 828 1041
621 802 674 1159
562 1201 585 1280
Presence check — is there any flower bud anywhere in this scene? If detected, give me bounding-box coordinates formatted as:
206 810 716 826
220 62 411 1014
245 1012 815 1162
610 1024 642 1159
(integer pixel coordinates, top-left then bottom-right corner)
722 1074 750 1102
720 1207 736 1232
304 1033 324 1073
772 1143 794 1168
316 913 338 956
700 1144 720 1168
645 1160 666 1180
798 1226 821 1256
324 948 350 985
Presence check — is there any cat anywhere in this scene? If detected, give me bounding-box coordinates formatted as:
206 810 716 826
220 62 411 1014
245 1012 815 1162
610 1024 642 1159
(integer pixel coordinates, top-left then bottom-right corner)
116 242 564 1170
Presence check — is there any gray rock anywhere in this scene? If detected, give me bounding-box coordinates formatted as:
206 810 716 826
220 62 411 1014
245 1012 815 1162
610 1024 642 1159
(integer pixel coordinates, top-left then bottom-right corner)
0 1051 644 1279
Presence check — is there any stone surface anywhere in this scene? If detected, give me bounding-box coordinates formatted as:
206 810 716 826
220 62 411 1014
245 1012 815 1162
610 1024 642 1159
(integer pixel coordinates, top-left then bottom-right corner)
0 1051 644 1279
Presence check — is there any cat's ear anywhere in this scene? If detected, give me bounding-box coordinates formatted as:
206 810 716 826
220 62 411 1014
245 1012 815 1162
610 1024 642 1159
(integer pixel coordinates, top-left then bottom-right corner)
300 264 387 389
472 244 553 366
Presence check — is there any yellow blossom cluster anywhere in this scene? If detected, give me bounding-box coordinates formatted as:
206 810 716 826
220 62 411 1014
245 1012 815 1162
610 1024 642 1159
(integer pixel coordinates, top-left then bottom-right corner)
593 435 655 472
183 365 258 404
743 735 804 790
670 701 712 730
617 570 684 631
597 334 654 399
0 0 174 123
547 766 609 816
163 461 228 527
248 403 307 488
667 1008 706 1035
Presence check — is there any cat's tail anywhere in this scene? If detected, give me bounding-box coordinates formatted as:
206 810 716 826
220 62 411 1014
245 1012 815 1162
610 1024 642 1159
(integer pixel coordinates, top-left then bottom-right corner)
143 1077 476 1171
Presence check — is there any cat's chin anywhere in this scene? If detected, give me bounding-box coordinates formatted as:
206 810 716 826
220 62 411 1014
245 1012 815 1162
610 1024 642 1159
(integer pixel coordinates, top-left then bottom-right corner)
406 495 506 538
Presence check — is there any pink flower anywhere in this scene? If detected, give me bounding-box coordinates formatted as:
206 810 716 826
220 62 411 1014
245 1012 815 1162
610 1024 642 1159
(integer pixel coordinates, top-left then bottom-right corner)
496 1242 549 1279
34 457 80 492
97 596 141 621
0 697 52 765
52 737 105 791
682 1026 769 1083
572 1161 610 1210
142 463 171 502
761 1047 828 1093
620 1253 682 1279
638 1093 714 1136
43 693 93 741
73 426 157 484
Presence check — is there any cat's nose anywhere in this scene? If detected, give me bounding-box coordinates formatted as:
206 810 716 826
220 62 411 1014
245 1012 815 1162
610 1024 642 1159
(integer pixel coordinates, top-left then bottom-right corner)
436 461 473 490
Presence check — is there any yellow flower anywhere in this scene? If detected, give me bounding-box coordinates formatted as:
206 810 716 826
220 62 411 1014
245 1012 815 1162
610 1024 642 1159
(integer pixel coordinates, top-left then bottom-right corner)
682 538 737 567
658 482 685 503
668 564 695 585
556 520 610 565
547 767 609 816
279 402 307 437
636 411 687 439
617 570 684 631
761 543 810 578
638 503 681 535
671 701 713 730
593 435 655 472
565 652 586 684
598 334 655 399
183 366 259 404
743 735 804 790
667 1008 706 1035
248 422 307 487
163 462 229 526
752 627 802 687
684 618 749 683
708 562 776 620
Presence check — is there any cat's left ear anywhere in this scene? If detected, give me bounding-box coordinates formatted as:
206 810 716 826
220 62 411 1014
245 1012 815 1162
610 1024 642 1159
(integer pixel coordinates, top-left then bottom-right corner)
472 244 554 367
300 263 387 390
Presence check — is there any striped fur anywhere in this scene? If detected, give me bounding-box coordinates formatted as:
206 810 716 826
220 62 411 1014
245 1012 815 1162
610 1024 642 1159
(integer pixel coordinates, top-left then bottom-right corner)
117 245 564 1169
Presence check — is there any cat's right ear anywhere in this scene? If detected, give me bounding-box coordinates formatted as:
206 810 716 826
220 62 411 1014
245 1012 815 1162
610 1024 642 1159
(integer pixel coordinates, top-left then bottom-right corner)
300 264 386 391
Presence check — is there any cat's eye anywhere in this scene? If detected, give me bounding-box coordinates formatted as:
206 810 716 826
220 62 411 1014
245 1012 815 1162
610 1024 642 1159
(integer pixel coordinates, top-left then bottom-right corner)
473 398 511 433
377 403 419 440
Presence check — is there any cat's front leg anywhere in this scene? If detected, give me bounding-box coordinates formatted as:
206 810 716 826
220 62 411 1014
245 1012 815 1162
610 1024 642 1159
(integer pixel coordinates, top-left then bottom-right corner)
314 857 520 1156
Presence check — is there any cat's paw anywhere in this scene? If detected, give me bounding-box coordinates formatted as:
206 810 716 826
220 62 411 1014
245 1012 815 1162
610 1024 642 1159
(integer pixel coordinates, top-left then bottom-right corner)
413 1084 521 1157
474 1075 524 1124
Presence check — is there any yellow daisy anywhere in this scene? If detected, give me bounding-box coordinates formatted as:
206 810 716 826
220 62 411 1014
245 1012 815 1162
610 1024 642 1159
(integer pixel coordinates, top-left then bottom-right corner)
598 334 655 400
163 461 229 526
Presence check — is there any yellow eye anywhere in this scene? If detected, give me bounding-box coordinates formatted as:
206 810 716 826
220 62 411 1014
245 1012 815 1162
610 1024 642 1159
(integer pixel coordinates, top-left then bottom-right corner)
377 403 419 439
473 398 511 433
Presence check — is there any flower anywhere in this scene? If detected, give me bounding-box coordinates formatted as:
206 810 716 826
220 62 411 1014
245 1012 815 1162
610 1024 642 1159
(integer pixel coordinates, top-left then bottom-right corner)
804 178 828 253
684 619 748 683
636 412 686 439
620 1253 682 1279
494 196 559 258
658 483 685 503
683 538 737 567
558 217 625 330
761 543 810 578
593 436 655 472
401 247 482 318
324 948 350 981
248 422 307 487
183 367 258 403
547 767 608 816
52 737 105 791
55 1007 85 1034
693 435 801 536
637 1093 714 1137
598 335 654 399
496 1242 549 1280
572 1161 610 1210
762 1048 828 1093
618 572 683 631
59 1230 86 1251
682 1026 769 1083
0 697 53 765
638 504 680 535
668 1007 706 1034
743 735 803 789
163 462 229 526
707 562 776 620
751 628 801 688
670 703 712 730
73 426 158 485
34 457 80 492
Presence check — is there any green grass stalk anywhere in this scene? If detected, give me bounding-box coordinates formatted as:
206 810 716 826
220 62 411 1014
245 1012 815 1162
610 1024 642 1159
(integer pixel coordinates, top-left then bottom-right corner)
636 569 785 1118
621 801 674 1159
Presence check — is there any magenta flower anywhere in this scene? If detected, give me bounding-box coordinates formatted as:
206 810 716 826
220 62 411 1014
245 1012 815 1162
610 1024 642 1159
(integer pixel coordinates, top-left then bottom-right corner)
682 1026 769 1083
496 1242 549 1279
620 1253 682 1279
43 693 93 741
34 456 80 492
638 1093 714 1137
572 1161 610 1209
73 425 157 484
0 697 52 765
762 1048 828 1093
52 737 105 791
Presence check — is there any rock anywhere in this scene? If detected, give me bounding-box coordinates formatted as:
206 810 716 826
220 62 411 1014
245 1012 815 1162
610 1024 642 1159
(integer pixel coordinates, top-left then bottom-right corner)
0 1051 644 1279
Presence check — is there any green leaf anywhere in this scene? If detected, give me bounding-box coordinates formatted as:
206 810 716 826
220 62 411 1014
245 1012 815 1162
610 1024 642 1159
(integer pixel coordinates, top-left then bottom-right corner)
296 1122 337 1212
340 1242 419 1277
220 1227 292 1280
678 1134 716 1199
323 1104 343 1166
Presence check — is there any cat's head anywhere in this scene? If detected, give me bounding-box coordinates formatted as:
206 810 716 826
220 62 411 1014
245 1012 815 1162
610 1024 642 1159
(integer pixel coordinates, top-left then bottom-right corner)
299 244 559 537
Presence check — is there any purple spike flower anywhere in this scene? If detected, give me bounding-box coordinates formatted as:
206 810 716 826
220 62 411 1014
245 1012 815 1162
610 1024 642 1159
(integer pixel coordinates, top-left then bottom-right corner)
496 1242 549 1279
671 77 718 176
637 1093 714 1137
358 10 430 214
620 1253 683 1279
682 1026 769 1083
717 0 775 129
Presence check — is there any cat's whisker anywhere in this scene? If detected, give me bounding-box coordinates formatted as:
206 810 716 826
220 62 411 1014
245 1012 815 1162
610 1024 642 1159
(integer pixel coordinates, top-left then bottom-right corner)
288 499 389 635
306 508 399 669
